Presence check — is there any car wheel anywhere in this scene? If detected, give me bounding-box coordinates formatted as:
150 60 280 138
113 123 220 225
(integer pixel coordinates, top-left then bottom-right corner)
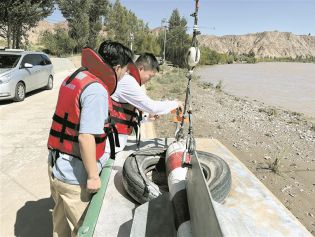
13 82 25 102
46 75 53 90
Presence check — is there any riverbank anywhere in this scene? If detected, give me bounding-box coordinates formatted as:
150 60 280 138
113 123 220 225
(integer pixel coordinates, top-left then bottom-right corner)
147 65 315 234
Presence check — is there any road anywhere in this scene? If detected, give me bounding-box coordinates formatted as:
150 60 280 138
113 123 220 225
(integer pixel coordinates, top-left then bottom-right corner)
0 59 75 237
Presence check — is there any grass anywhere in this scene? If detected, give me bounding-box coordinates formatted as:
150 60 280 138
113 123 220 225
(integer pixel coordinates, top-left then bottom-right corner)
147 65 188 100
258 107 278 117
198 81 213 89
215 80 224 91
256 150 287 176
268 150 288 175
269 157 282 175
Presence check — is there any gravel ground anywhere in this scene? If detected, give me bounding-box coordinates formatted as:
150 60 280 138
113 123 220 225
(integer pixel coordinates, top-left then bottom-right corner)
147 65 315 234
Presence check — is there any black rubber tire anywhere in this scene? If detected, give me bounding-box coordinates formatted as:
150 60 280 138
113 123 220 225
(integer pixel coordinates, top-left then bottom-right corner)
46 75 53 90
122 147 231 204
13 82 25 102
122 148 167 204
197 151 232 203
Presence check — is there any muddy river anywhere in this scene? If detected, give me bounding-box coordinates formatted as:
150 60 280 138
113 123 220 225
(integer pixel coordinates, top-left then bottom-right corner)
196 62 315 118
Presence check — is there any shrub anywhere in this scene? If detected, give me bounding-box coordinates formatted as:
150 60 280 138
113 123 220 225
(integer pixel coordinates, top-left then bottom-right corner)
40 27 76 56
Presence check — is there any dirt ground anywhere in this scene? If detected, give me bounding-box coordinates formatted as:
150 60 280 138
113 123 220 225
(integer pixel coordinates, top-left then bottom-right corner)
147 65 315 235
0 62 75 237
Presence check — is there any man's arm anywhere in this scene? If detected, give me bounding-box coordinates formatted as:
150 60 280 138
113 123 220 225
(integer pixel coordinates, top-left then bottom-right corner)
115 75 180 115
79 83 109 193
79 133 101 193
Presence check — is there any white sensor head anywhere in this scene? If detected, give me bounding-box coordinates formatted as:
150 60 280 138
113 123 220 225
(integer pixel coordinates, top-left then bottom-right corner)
186 47 200 67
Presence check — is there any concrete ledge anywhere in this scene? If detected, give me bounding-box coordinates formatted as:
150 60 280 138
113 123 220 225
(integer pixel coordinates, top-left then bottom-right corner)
93 138 312 236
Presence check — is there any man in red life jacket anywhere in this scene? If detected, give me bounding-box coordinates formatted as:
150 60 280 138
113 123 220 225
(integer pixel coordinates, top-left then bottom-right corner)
47 41 133 237
110 53 182 151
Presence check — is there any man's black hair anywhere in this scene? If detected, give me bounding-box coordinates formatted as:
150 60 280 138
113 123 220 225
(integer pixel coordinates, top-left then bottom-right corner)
98 40 133 68
135 53 160 72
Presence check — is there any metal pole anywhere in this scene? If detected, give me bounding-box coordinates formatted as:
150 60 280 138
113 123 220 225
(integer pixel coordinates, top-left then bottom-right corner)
129 32 134 51
163 26 166 63
162 18 167 64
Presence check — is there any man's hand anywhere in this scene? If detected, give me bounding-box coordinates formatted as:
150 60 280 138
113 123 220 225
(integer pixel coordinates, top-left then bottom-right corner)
78 133 101 194
149 114 159 120
87 176 101 193
176 100 183 112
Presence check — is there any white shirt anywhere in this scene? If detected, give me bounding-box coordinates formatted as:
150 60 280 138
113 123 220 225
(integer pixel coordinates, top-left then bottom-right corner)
111 73 179 151
112 73 178 115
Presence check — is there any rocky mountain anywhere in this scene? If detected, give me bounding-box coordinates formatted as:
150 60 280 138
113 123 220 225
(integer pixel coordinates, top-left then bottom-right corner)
27 20 68 44
26 21 315 59
197 31 315 58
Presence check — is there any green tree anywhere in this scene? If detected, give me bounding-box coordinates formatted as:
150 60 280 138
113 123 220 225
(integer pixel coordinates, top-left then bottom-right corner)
88 0 109 49
105 0 130 45
200 47 220 65
0 0 54 48
57 0 91 52
57 0 109 52
105 0 160 54
40 27 76 56
162 9 190 67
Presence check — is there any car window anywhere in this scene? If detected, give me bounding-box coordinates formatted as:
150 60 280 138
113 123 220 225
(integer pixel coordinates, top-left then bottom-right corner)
21 54 44 67
0 54 21 68
21 54 34 66
32 54 45 66
41 54 52 65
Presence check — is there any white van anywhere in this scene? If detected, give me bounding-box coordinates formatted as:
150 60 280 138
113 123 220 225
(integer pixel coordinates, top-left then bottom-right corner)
0 50 54 102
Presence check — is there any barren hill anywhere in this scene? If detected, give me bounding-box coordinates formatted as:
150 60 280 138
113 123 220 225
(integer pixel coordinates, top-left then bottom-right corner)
27 20 68 44
198 31 315 58
27 22 315 59
27 20 107 45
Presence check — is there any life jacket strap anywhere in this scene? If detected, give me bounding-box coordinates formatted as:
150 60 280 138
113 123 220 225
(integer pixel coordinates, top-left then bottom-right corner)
66 67 87 85
136 111 142 149
60 113 69 143
110 117 138 127
112 104 138 117
50 128 106 144
53 113 80 131
50 128 78 142
104 128 115 160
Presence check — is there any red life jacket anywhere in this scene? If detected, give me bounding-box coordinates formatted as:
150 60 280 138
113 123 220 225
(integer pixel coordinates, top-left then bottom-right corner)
47 69 109 160
110 63 142 135
48 47 119 160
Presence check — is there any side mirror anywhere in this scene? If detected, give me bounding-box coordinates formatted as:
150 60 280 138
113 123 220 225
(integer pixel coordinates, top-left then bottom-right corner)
24 63 33 68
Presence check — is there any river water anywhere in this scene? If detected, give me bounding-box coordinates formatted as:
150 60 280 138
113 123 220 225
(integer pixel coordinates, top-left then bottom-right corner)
195 62 315 118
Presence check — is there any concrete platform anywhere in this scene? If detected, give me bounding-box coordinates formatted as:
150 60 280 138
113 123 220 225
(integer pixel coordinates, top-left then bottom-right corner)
93 138 169 237
92 137 311 237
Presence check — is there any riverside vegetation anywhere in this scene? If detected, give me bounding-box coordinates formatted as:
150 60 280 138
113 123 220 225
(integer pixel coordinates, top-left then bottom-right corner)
147 64 315 234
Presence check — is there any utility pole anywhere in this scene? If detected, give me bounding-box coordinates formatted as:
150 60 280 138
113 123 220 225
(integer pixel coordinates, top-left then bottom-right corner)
161 18 167 64
129 32 134 51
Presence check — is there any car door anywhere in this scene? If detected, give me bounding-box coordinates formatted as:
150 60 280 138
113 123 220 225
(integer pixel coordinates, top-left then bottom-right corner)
40 54 53 87
19 54 39 92
31 54 47 89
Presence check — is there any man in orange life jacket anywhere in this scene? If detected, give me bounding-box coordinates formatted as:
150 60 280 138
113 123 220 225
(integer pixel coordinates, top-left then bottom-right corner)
110 53 182 151
47 41 133 237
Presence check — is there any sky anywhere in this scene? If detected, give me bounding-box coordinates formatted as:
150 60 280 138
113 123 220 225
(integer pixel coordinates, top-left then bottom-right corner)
46 0 315 36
